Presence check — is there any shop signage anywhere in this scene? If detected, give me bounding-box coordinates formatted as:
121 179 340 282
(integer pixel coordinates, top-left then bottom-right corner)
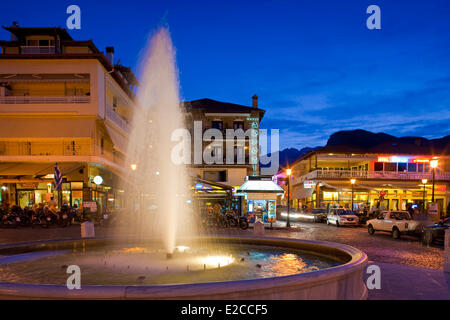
83 201 97 213
303 180 316 189
379 190 387 197
412 191 426 197
428 203 438 215
19 183 39 189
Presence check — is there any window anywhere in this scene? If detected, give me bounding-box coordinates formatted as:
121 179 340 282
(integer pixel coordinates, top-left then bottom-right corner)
418 163 424 172
407 163 417 172
424 163 430 172
384 163 397 172
212 121 223 130
398 163 407 172
212 146 222 158
374 162 383 171
203 170 227 182
233 121 244 130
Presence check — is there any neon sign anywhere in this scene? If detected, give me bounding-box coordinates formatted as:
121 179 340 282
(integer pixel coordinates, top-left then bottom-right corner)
377 156 410 163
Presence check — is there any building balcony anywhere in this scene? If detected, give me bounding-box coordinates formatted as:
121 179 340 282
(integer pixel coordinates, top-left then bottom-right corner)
293 169 450 185
0 141 92 157
0 96 90 104
0 141 124 166
20 46 56 54
105 106 130 133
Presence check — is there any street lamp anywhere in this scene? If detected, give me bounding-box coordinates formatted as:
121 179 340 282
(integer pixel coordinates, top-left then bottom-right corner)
350 179 356 211
430 160 438 202
130 163 137 171
286 168 292 228
421 178 428 213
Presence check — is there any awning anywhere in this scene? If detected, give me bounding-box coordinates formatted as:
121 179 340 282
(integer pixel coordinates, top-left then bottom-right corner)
104 123 128 154
192 178 232 197
0 118 95 139
292 185 315 199
0 162 83 177
237 179 284 193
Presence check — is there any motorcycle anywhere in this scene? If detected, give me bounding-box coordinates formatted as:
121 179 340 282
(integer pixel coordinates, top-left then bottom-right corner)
56 205 72 228
225 212 249 230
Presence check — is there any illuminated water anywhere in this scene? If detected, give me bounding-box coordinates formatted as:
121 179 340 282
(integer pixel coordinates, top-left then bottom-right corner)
0 244 342 285
123 27 195 254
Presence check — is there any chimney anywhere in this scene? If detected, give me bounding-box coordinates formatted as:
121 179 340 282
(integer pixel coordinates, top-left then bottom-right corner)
10 21 19 41
106 46 114 65
252 94 258 108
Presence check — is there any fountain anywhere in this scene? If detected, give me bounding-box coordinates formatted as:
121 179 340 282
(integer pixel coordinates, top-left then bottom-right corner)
0 27 368 300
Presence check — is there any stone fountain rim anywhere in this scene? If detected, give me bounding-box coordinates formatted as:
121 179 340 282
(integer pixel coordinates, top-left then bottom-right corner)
0 235 368 299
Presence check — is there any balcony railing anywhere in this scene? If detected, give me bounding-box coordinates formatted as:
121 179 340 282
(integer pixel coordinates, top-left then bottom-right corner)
0 96 90 104
20 46 56 54
105 106 130 133
0 141 91 157
294 169 450 184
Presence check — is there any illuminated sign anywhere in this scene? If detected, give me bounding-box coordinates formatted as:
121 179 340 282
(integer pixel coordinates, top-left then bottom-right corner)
377 156 410 163
304 180 316 189
195 184 204 189
390 156 409 163
413 159 430 163
93 176 103 185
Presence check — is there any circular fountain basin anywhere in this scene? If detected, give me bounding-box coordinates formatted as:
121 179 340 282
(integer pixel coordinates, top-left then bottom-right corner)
0 236 367 300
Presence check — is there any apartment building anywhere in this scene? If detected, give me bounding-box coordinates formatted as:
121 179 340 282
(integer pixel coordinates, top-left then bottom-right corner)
183 97 265 211
0 23 137 210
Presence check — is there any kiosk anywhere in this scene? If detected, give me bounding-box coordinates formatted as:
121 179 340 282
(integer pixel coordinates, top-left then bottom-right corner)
237 176 284 223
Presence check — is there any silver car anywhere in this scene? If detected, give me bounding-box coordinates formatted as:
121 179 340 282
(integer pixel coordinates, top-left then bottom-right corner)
327 209 359 227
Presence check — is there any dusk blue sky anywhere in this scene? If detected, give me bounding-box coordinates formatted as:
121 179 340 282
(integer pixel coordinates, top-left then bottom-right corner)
2 0 450 150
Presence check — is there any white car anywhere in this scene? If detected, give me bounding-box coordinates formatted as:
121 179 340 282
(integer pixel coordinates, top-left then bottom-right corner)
326 209 359 227
366 211 421 239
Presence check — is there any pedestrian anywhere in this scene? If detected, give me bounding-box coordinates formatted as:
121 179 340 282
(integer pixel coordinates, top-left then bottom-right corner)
48 197 57 211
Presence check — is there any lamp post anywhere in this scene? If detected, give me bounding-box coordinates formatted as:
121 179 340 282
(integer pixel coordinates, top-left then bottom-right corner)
421 178 428 213
430 160 438 202
286 168 292 228
350 179 356 211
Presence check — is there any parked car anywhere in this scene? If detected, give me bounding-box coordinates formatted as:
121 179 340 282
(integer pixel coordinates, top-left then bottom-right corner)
422 217 450 246
357 210 381 225
327 209 359 227
309 208 328 223
366 211 421 239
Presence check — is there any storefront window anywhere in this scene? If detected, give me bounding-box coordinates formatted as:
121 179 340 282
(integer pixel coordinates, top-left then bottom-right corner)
374 162 383 171
398 163 407 172
407 163 417 172
384 163 397 172
418 163 424 172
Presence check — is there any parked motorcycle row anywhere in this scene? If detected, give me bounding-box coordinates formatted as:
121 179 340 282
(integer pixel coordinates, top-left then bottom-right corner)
202 211 249 230
0 204 90 228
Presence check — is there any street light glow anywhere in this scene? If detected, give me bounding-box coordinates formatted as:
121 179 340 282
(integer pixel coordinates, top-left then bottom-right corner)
350 179 356 184
286 168 292 176
430 160 438 168
421 178 428 184
130 163 137 171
